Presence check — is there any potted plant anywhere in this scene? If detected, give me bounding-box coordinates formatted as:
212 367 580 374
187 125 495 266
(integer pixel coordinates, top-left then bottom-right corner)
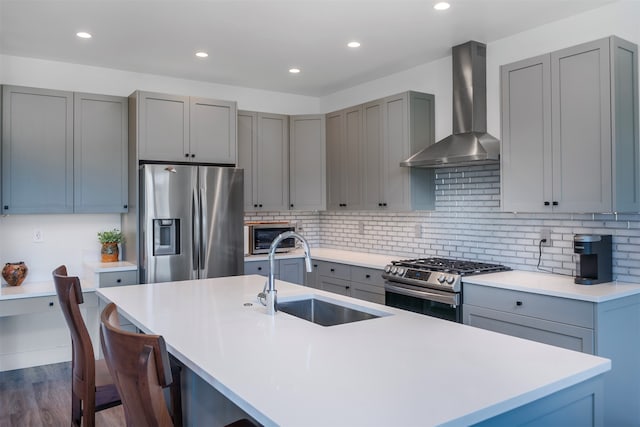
98 229 124 263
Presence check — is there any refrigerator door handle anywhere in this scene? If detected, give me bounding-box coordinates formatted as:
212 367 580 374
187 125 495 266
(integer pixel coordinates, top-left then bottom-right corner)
199 186 206 272
192 184 200 277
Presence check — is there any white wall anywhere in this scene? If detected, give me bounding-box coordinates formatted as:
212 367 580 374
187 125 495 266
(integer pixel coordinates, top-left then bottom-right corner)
321 0 640 142
0 214 121 282
0 55 320 115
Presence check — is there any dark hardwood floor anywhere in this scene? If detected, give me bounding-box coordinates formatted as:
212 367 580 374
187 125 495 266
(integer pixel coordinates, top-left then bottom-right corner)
0 362 125 426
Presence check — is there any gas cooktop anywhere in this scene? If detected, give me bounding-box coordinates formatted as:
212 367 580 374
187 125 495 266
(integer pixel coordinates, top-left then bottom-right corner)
382 257 511 293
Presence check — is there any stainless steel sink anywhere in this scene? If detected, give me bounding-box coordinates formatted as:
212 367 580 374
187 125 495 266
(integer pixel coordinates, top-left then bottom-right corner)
277 296 389 327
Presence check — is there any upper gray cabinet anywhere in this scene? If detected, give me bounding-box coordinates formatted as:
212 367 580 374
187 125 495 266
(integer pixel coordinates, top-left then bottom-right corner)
289 114 326 211
326 106 363 210
133 91 237 164
2 86 74 214
1 86 128 214
74 93 128 213
238 110 289 211
501 36 639 213
329 90 435 211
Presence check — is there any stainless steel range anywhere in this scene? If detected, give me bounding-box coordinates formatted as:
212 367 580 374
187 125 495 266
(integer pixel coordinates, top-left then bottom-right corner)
382 257 510 322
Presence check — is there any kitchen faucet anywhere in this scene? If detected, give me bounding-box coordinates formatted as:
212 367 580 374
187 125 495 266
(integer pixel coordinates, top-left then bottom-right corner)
261 231 312 315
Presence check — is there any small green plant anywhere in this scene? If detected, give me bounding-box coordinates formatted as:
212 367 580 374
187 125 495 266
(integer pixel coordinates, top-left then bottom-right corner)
98 229 124 244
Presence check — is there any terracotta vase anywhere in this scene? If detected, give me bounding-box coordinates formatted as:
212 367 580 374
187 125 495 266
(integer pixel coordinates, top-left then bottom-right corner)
2 261 28 286
101 242 119 263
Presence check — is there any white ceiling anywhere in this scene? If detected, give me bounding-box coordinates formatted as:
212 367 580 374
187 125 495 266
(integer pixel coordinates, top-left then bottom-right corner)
0 0 616 97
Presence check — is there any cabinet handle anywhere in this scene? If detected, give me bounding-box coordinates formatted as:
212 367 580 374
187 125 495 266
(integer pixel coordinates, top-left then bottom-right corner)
191 154 195 158
259 204 263 208
366 274 371 278
378 203 382 207
116 279 122 283
346 286 350 290
257 267 262 271
330 268 335 272
516 301 523 306
185 153 190 158
552 201 558 206
290 204 294 208
3 206 8 210
544 201 550 206
313 264 318 268
123 204 128 209
382 203 387 207
49 302 54 307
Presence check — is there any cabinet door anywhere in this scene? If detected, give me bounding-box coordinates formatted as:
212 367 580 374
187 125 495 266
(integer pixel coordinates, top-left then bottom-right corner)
256 113 289 211
551 38 612 212
344 106 364 210
74 93 128 213
190 97 237 164
137 91 189 162
319 276 351 296
279 258 304 285
238 111 257 210
501 55 551 212
2 86 73 214
362 101 384 209
289 115 325 210
305 261 321 288
382 93 411 210
465 304 594 354
325 111 345 209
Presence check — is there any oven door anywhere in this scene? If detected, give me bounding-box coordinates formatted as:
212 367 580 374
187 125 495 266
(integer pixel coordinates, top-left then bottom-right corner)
384 282 461 323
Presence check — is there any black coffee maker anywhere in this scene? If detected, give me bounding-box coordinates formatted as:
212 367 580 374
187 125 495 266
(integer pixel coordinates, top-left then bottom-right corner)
573 234 612 285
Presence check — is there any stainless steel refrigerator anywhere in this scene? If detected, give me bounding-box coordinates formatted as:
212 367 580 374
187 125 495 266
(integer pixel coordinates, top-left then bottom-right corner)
139 164 244 283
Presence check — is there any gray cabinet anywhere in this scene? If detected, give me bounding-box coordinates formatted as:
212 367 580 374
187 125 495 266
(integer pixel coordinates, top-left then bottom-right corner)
134 91 237 164
74 93 128 213
501 36 639 213
95 270 137 288
463 283 640 427
312 260 384 304
289 114 326 211
244 258 304 285
326 106 363 210
328 91 435 211
2 86 73 214
305 261 321 289
1 86 128 214
238 111 289 211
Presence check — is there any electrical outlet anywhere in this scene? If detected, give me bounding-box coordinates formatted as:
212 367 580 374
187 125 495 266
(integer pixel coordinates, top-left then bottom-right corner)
358 221 365 235
33 229 44 243
540 228 551 246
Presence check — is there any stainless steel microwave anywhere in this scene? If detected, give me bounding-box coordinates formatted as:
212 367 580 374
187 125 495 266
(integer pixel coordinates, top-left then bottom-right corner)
249 224 296 255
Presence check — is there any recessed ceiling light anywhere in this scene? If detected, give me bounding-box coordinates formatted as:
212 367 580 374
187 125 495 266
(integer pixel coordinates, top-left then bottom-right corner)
434 2 450 10
289 68 301 74
76 31 92 39
195 51 209 58
347 41 361 48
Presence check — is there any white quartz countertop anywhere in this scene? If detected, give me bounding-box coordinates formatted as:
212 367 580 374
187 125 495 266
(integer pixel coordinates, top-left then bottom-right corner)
96 275 610 427
464 270 640 302
245 247 397 269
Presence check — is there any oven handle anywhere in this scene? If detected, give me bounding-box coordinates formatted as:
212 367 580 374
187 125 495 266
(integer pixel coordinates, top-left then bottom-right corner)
384 283 459 307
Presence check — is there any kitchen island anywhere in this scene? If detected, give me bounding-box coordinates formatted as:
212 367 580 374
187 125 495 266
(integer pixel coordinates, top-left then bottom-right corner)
96 275 610 427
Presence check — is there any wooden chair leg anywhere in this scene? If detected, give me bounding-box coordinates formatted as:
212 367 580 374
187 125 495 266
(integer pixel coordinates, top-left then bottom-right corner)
82 391 96 427
71 391 82 426
170 364 183 427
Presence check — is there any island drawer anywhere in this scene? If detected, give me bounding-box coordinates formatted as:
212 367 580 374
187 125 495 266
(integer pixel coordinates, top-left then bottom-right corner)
464 284 594 328
351 266 384 285
318 262 350 280
98 270 137 287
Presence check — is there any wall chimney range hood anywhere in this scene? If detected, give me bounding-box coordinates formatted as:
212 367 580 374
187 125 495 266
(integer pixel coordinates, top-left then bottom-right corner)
401 41 500 168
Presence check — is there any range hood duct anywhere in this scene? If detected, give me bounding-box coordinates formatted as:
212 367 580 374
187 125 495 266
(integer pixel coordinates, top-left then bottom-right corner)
401 41 500 168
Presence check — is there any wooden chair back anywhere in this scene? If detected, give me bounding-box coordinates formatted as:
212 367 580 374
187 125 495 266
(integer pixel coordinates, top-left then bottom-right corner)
100 302 175 427
53 265 121 426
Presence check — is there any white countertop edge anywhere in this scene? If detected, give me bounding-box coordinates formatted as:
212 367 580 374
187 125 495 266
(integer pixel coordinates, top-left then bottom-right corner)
1 281 97 300
83 261 137 273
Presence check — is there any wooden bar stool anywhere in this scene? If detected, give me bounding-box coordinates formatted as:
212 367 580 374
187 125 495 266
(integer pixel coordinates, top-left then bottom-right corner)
52 265 122 427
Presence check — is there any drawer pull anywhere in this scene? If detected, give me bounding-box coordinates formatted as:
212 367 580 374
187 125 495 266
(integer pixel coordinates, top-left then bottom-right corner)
49 302 54 307
365 274 371 278
330 268 335 272
116 279 122 283
516 301 523 306
257 267 262 271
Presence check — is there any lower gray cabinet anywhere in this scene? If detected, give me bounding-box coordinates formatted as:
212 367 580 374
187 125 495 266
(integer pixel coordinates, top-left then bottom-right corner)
312 260 384 304
463 283 640 427
244 258 303 285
